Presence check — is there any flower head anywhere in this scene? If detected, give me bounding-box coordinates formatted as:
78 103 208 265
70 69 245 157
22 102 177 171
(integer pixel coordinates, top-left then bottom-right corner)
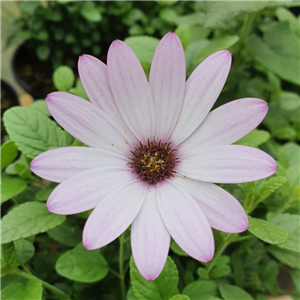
31 32 277 280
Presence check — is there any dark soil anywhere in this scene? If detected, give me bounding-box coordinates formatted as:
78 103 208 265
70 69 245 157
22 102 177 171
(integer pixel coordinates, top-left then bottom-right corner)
13 45 55 99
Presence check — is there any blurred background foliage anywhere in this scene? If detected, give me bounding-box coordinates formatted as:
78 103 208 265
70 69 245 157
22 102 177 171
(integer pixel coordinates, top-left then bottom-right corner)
1 1 300 300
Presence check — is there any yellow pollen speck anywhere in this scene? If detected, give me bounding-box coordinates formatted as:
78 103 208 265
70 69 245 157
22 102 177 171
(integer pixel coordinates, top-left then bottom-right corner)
149 190 151 192
111 144 114 146
183 176 186 179
125 141 128 145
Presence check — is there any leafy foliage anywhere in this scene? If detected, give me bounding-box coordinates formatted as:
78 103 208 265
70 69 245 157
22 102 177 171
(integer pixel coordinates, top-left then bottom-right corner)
1 2 300 300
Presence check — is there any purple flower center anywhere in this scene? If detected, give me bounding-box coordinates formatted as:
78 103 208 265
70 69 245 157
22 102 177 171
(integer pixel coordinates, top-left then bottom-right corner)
129 140 179 184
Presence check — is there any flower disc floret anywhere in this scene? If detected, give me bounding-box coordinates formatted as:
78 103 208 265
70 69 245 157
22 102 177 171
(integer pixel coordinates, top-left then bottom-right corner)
129 140 179 184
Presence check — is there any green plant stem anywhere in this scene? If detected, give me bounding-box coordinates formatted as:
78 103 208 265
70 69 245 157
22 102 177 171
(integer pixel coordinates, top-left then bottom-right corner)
207 234 231 274
10 269 69 300
119 232 126 300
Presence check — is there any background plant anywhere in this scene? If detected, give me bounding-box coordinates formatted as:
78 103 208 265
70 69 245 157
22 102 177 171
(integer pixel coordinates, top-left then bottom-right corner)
1 2 300 300
6 0 196 68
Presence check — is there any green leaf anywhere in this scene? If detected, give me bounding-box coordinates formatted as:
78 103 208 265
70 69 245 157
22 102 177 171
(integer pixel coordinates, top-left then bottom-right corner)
193 35 239 64
80 2 102 22
1 279 42 300
130 256 178 300
210 255 231 278
30 100 50 117
20 1 40 13
268 246 300 269
55 244 109 282
248 216 288 245
69 79 88 100
53 66 75 91
235 129 270 147
36 45 50 61
278 143 300 168
247 22 300 85
218 283 254 300
1 202 66 244
1 239 35 269
48 222 81 246
169 295 190 300
125 36 159 74
270 214 300 252
35 184 56 201
175 24 191 50
202 1 294 28
279 91 300 111
276 8 300 35
255 176 288 205
1 179 27 204
170 240 188 256
1 140 18 171
3 107 73 159
182 281 218 300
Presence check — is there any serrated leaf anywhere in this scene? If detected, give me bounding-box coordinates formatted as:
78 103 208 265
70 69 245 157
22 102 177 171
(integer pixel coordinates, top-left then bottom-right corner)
30 100 51 117
235 129 270 147
268 246 300 269
218 283 254 300
130 256 178 300
1 202 65 244
1 179 27 204
1 279 42 300
3 107 73 159
248 216 288 245
270 214 300 252
256 176 287 204
1 140 18 171
55 244 109 282
210 255 231 278
182 281 218 300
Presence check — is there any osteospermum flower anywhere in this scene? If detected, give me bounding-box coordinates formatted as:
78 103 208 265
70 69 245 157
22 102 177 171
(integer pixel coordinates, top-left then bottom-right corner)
31 33 277 280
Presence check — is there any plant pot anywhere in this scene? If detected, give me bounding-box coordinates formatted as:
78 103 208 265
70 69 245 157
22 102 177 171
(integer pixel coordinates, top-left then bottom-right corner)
1 80 19 143
11 42 55 99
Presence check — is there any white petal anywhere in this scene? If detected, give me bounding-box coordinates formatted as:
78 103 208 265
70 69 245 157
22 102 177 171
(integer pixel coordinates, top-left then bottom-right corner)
78 55 139 145
46 92 134 155
157 180 214 262
178 98 268 155
107 40 155 143
131 185 170 280
31 147 127 183
177 145 277 183
171 50 232 146
173 175 249 233
47 168 134 215
149 33 186 142
83 180 147 249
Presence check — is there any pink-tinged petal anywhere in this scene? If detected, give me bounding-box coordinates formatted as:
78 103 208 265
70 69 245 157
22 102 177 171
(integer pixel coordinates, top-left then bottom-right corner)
172 175 249 233
31 147 127 183
47 167 134 215
46 92 134 155
171 50 232 146
177 145 277 183
178 98 268 156
83 180 147 249
149 32 186 142
107 40 155 143
157 180 214 262
131 185 170 280
78 55 139 145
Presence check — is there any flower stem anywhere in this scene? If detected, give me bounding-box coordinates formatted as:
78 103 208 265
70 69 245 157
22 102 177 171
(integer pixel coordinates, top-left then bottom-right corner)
207 233 231 274
119 232 126 300
10 269 69 300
